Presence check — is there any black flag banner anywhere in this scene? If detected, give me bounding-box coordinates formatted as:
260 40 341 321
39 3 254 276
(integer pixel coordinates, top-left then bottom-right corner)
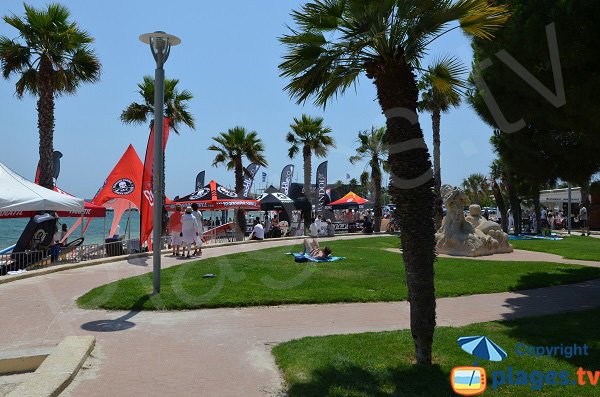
279 164 294 196
315 161 328 214
242 163 260 197
195 171 205 191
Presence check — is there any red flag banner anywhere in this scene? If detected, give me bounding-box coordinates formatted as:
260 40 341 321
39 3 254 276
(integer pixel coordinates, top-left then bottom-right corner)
140 118 171 248
92 144 144 209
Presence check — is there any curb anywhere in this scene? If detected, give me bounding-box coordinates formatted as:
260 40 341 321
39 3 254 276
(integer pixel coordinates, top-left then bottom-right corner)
0 233 385 285
0 347 53 374
6 335 95 397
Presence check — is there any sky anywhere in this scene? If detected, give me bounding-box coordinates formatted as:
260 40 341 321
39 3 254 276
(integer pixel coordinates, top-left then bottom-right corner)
0 0 496 199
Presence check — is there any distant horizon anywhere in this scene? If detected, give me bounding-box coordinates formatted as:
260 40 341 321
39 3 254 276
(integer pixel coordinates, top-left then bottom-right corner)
1 0 497 199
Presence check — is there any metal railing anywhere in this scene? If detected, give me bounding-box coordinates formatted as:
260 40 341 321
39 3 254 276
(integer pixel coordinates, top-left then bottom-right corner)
1 224 362 276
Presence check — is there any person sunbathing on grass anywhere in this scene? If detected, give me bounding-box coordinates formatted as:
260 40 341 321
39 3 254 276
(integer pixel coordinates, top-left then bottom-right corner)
303 238 332 260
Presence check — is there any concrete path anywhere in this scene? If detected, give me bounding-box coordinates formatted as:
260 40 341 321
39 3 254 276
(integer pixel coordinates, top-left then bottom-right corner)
1 235 599 397
386 247 600 267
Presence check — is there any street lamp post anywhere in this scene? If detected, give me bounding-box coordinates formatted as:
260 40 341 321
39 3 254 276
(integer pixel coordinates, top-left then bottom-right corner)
139 31 181 294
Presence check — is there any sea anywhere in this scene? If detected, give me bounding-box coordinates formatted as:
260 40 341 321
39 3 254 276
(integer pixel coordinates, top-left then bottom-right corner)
0 211 141 250
0 209 253 250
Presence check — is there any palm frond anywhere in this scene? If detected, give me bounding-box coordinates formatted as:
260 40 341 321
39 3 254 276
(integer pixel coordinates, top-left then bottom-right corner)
419 55 467 112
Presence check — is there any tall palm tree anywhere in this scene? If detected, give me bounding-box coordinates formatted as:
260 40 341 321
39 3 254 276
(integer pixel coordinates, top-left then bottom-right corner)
120 76 195 133
120 76 195 234
490 159 509 232
286 115 336 233
279 0 509 365
461 173 491 205
0 3 101 189
209 127 267 240
350 127 388 232
419 57 466 230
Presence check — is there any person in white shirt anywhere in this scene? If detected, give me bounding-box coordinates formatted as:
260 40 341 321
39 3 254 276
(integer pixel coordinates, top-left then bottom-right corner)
249 219 264 240
181 207 199 257
309 218 318 238
315 215 323 232
579 205 589 236
540 207 548 228
190 203 204 255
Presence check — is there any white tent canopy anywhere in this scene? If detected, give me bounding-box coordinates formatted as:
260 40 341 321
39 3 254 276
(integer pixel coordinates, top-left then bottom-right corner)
0 162 84 214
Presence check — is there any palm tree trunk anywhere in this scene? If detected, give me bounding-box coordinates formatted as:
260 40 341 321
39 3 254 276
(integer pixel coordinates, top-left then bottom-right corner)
375 64 436 365
580 179 591 208
508 183 521 234
432 109 443 231
37 57 55 190
303 146 312 235
234 159 246 241
372 156 383 232
493 180 508 233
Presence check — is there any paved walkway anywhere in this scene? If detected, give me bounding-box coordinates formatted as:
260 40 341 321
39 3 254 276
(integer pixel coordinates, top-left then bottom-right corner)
1 235 600 397
386 247 600 267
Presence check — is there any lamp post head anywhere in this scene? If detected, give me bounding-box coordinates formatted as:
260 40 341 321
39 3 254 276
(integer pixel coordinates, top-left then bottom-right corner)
139 31 181 67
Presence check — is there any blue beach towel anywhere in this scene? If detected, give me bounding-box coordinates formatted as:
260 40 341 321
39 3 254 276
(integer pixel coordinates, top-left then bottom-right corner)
288 253 345 263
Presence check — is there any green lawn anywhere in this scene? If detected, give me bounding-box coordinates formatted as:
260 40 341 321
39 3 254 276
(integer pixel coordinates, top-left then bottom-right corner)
77 237 600 310
273 308 600 397
510 236 600 261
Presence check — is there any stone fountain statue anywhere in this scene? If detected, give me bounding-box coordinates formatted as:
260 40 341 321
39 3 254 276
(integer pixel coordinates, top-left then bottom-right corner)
436 189 512 257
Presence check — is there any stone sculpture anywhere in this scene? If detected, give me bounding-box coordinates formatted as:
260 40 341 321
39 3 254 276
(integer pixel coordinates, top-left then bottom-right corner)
436 189 512 257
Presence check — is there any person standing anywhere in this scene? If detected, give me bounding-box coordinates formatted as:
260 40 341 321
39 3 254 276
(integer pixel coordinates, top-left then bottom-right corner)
168 204 183 256
547 210 554 231
181 207 200 258
540 207 548 229
507 208 515 232
326 219 335 237
59 223 68 246
191 203 204 256
579 205 589 236
363 216 373 234
315 214 323 228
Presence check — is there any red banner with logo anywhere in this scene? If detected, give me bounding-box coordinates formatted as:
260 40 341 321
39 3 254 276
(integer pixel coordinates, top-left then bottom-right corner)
140 118 171 248
91 144 144 208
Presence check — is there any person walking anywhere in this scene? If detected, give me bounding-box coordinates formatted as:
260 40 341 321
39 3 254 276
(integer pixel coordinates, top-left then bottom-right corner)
507 208 515 233
579 205 589 236
540 207 548 229
168 204 183 256
181 207 200 258
190 203 204 256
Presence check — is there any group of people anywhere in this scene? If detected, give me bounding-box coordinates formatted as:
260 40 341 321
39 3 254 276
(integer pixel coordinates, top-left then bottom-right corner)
500 205 591 236
168 203 204 258
539 205 590 235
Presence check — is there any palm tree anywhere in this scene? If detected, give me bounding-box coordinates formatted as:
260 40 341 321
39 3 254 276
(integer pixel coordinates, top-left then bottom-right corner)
120 76 195 133
286 115 336 233
279 0 509 365
0 3 101 189
419 57 466 230
461 173 492 206
120 76 195 234
350 127 388 232
490 159 509 232
209 127 267 240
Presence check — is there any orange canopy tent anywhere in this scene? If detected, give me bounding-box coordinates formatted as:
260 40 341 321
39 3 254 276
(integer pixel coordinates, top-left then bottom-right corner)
325 191 368 209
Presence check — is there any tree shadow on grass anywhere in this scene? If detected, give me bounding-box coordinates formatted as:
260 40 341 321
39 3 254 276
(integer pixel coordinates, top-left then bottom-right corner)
501 273 600 368
511 268 600 292
80 295 151 332
285 363 451 397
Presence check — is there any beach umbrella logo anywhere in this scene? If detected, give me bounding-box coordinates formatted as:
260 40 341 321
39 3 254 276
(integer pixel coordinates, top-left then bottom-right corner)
458 336 507 362
450 336 507 396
